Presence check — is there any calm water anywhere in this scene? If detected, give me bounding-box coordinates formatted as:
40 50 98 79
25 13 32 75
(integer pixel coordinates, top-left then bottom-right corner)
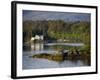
23 43 88 69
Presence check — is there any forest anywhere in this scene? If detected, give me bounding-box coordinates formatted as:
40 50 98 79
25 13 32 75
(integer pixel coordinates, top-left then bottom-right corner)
23 20 90 46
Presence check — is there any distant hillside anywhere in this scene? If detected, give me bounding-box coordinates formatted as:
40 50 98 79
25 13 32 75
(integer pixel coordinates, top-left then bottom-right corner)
23 20 90 45
23 10 90 22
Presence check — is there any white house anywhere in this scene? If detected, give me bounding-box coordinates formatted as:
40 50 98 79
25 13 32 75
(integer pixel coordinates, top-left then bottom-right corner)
31 37 35 41
35 35 40 40
31 35 43 41
40 35 44 40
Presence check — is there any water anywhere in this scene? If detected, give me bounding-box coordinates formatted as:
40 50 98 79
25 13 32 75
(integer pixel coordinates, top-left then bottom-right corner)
23 42 88 69
45 43 84 46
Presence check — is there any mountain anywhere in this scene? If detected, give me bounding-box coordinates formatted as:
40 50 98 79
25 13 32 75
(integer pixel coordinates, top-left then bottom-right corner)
23 10 90 22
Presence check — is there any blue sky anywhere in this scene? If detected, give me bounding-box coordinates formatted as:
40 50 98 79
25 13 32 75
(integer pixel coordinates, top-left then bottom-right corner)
23 10 90 22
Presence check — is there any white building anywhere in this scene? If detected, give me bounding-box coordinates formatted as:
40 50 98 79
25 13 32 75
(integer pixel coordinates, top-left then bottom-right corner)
31 35 43 41
40 35 44 40
35 35 40 40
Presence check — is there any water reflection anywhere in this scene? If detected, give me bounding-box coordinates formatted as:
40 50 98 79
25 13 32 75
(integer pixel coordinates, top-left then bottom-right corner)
31 42 44 51
30 42 84 54
23 42 90 69
23 53 89 69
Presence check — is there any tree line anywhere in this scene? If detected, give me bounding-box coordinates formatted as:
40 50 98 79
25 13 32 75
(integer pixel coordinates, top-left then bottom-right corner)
23 20 90 44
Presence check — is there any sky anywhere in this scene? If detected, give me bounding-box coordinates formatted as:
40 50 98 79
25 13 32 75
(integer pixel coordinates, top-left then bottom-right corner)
23 10 90 22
